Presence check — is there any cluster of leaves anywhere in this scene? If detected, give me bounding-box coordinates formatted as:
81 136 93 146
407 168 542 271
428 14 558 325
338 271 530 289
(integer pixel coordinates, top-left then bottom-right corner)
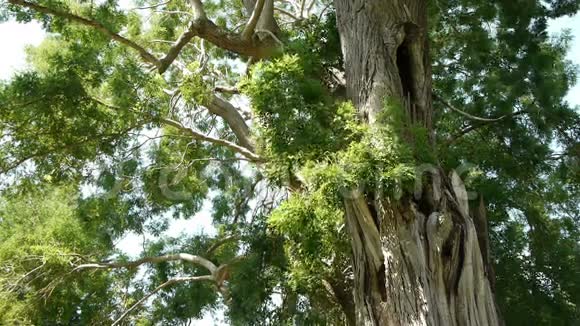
284 12 343 81
179 62 214 106
242 55 361 185
243 55 350 155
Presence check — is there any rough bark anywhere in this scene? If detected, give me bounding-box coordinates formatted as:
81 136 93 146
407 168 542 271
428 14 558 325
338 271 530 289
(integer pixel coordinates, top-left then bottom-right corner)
334 0 501 325
334 0 432 129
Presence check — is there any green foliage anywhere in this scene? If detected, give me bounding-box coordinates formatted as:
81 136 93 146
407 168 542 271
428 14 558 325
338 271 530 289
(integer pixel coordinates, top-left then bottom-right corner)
243 55 345 156
226 232 287 326
267 110 416 304
270 191 344 281
242 55 364 185
179 62 214 106
285 11 343 74
0 186 114 325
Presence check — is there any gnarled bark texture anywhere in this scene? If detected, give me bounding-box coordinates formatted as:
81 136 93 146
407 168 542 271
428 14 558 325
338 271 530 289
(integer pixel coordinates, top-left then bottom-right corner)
334 0 501 325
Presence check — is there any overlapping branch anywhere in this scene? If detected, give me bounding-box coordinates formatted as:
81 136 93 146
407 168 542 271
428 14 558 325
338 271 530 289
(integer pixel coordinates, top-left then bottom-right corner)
434 94 515 122
434 94 529 144
445 109 527 145
242 0 266 40
90 98 261 162
206 95 255 151
157 18 273 73
9 0 267 155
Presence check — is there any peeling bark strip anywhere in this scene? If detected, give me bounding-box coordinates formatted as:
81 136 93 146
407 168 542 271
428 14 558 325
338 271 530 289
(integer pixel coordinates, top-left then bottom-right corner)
334 0 501 325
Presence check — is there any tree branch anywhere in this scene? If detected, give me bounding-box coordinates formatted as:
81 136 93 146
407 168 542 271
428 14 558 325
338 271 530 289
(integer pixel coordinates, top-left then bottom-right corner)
274 7 300 20
74 252 244 325
112 275 214 326
242 0 266 40
73 253 218 274
205 235 240 257
131 0 171 10
189 0 207 19
206 95 255 151
9 0 274 76
214 86 241 94
7 0 160 68
159 116 262 162
90 97 260 161
157 18 273 73
446 109 527 145
434 93 513 122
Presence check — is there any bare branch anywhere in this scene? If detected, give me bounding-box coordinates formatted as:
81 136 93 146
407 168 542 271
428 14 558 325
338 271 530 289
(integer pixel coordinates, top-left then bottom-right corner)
214 86 241 94
242 0 266 40
299 0 306 18
9 0 273 76
73 253 218 274
131 0 171 10
112 275 214 326
306 0 317 16
90 97 260 161
189 0 207 19
446 109 527 145
157 18 273 73
256 28 283 46
434 93 513 122
206 95 255 151
7 0 160 68
159 116 262 162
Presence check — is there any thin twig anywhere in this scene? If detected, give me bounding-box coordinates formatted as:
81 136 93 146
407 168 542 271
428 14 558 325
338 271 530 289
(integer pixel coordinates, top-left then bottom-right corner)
274 7 300 20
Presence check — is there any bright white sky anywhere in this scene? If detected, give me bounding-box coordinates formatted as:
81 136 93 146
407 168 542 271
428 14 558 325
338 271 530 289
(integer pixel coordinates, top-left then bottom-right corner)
1 10 579 326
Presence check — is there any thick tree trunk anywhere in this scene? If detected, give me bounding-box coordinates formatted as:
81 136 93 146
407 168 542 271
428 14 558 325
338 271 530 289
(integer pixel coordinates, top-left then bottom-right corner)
334 0 501 325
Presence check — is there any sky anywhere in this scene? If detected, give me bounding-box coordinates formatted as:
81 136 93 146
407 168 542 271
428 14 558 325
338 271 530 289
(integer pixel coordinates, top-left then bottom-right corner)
1 9 579 326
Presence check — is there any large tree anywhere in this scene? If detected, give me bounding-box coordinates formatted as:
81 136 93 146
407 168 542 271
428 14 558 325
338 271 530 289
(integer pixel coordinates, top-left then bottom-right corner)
0 0 579 325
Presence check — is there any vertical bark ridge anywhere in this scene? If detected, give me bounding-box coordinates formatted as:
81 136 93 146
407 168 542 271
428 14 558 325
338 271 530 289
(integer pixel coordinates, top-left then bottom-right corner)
343 190 385 324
